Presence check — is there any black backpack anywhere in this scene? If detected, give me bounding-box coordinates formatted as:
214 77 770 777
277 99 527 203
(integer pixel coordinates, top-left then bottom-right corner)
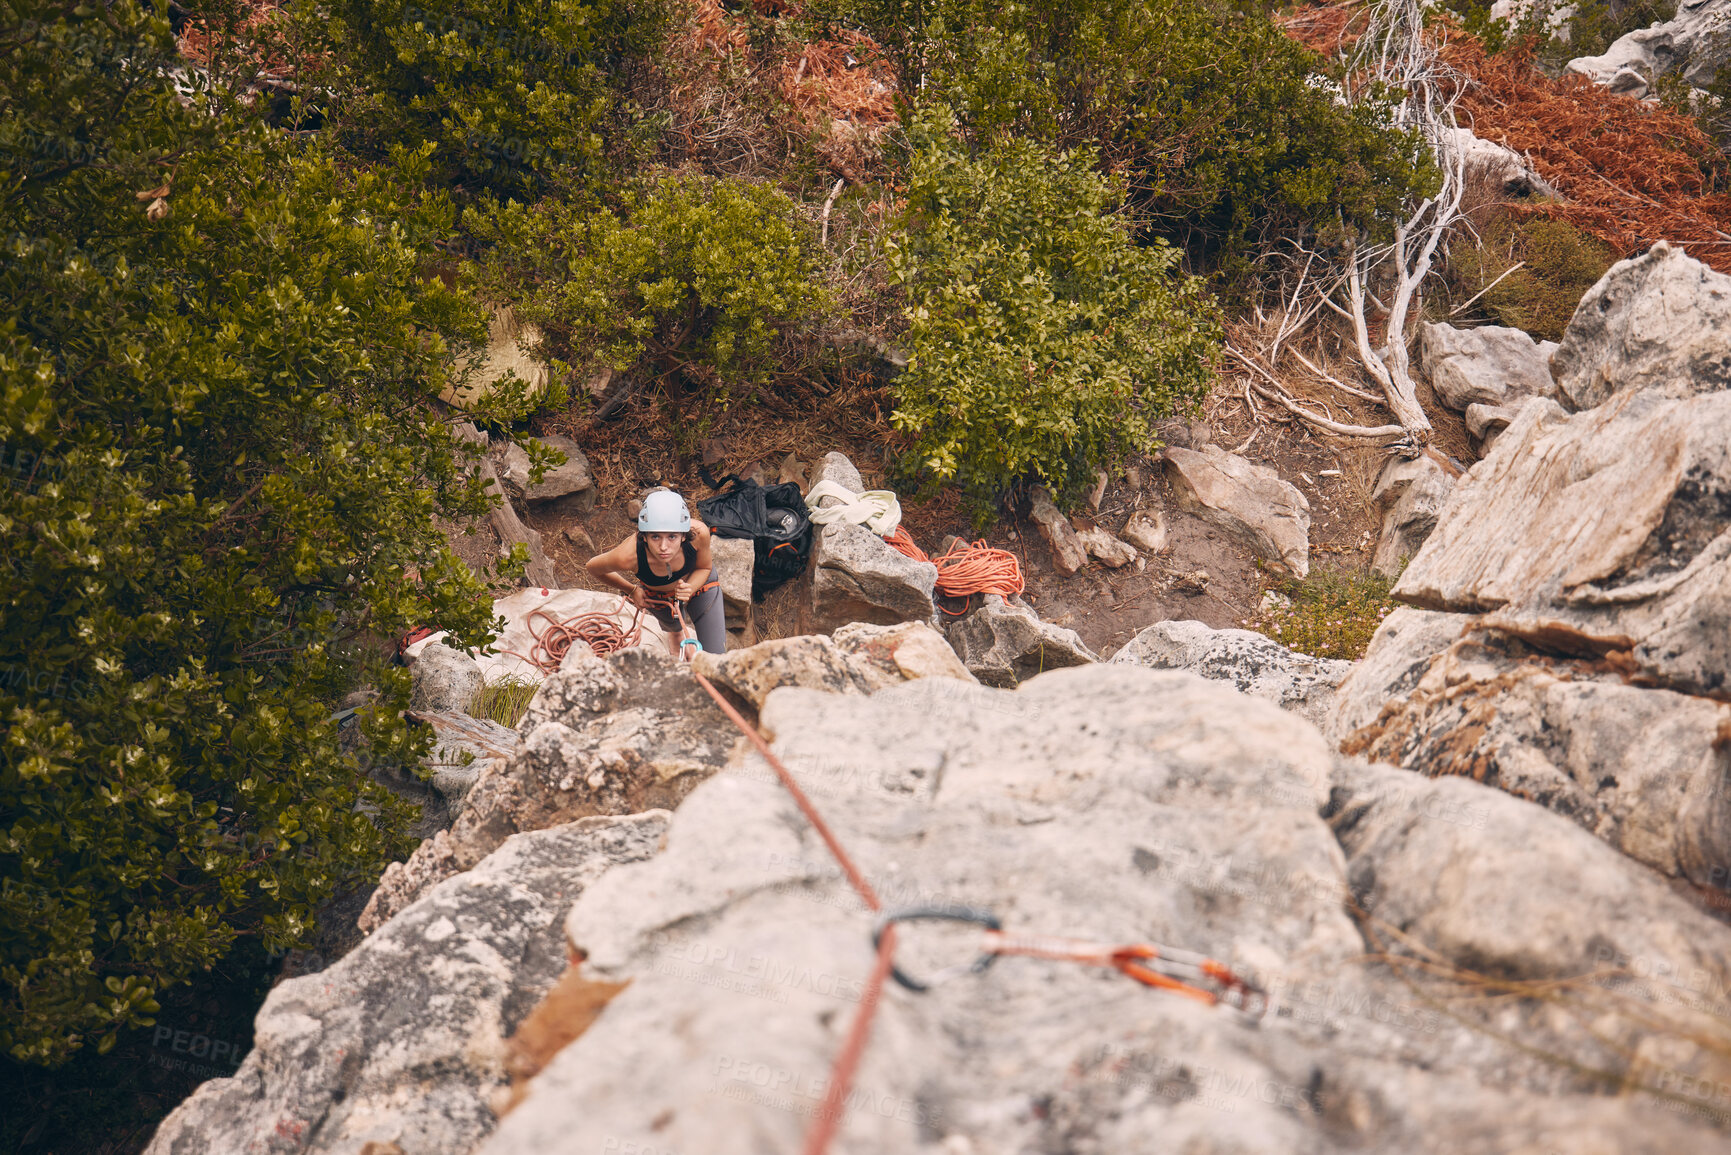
696 472 814 600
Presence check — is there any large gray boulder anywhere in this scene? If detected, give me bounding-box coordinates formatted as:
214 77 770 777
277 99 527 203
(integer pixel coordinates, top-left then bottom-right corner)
710 535 755 630
809 519 938 632
1164 445 1310 577
1393 388 1731 699
691 622 975 709
478 667 1730 1154
410 642 485 713
1326 607 1472 742
1109 619 1351 729
1566 0 1731 95
945 596 1098 687
1335 619 1731 888
496 434 595 507
359 647 733 932
1418 322 1559 413
145 813 669 1155
1552 242 1731 411
1370 454 1454 578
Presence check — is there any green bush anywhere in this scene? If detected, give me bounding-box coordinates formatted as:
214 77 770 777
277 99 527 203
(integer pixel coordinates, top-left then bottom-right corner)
1447 215 1616 341
887 107 1219 508
1247 569 1398 661
812 0 1435 263
468 173 831 394
1 1 518 1065
315 0 659 195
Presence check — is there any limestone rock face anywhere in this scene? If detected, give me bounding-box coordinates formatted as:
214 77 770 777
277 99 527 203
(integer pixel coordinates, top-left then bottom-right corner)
1566 0 1731 95
1164 445 1310 577
1419 322 1560 413
1551 242 1731 411
1336 622 1731 887
1108 619 1352 729
359 648 733 932
690 623 974 710
144 813 669 1155
475 667 1731 1155
710 535 756 629
1326 607 1471 743
944 596 1098 687
1370 454 1454 578
809 519 938 632
1391 389 1731 698
497 434 594 505
410 643 484 713
807 450 863 500
829 620 977 691
1028 486 1088 576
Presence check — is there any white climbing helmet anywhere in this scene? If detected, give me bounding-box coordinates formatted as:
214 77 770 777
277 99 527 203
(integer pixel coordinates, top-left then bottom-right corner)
638 489 691 534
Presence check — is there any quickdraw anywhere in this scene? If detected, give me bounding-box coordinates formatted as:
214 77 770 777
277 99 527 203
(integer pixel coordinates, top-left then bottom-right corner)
870 905 1267 1017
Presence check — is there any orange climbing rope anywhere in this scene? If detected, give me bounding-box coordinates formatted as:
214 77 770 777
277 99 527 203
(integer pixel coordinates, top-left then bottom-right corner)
884 527 1024 605
499 589 700 673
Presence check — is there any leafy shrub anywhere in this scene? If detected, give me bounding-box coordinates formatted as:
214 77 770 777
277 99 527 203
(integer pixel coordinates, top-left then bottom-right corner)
887 107 1220 508
316 0 659 194
1 2 515 1064
812 0 1435 263
1247 569 1398 661
467 173 831 394
1447 214 1616 341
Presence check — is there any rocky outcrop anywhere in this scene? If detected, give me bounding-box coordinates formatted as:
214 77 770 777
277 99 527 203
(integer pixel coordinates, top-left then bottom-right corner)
359 648 733 932
476 667 1731 1154
409 710 523 804
1109 619 1352 728
1028 486 1088 576
1418 321 1559 413
1370 454 1454 578
710 535 755 631
1074 523 1137 568
809 519 938 632
410 643 484 714
1551 242 1731 411
691 622 974 709
1392 388 1731 699
145 813 669 1155
1567 0 1731 96
1326 607 1471 742
944 595 1098 687
1165 445 1311 577
1335 619 1731 887
1446 126 1558 199
496 434 595 512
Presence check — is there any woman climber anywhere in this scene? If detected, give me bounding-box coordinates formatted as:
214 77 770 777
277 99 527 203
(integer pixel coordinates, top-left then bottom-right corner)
585 488 727 655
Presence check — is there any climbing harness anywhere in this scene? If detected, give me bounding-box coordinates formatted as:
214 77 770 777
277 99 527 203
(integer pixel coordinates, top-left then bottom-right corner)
884 527 1026 607
682 669 1268 1155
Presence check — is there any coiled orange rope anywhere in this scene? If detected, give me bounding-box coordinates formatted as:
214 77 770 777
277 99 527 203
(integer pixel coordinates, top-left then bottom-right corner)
884 527 1024 603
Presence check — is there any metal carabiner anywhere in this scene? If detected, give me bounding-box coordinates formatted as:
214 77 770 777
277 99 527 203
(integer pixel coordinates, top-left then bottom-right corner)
871 905 1003 992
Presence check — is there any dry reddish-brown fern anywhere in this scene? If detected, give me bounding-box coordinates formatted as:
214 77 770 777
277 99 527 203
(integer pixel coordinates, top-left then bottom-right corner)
1281 2 1731 273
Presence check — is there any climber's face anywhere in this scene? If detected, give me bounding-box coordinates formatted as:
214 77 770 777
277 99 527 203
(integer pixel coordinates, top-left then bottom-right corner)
644 532 682 565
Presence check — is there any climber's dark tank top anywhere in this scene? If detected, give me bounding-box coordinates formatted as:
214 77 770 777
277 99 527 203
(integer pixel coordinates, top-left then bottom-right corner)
636 536 697 586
